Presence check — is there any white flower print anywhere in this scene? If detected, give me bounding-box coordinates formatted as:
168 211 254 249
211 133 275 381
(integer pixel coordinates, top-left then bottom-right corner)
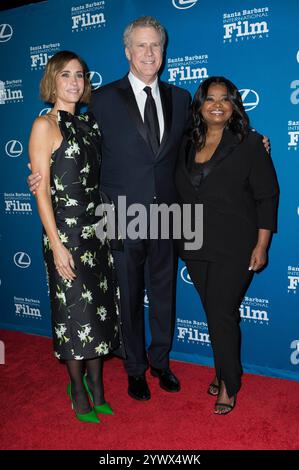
58 230 69 244
108 253 114 267
55 285 66 306
95 341 109 356
80 176 87 187
115 303 120 317
77 323 94 347
80 284 93 311
78 114 89 122
96 306 107 321
86 202 95 213
85 187 94 194
116 286 120 300
65 121 76 135
65 217 78 227
54 323 69 345
64 195 78 207
82 136 90 146
43 234 50 251
74 355 84 360
99 276 108 293
62 277 72 289
81 225 96 240
80 163 91 175
54 175 66 192
80 250 96 267
65 139 80 159
54 351 61 359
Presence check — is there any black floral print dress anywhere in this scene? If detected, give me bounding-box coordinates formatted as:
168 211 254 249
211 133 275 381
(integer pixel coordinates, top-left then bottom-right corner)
43 110 122 361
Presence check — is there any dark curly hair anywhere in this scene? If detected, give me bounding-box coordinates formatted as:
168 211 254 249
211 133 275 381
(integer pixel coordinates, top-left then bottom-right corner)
191 76 250 151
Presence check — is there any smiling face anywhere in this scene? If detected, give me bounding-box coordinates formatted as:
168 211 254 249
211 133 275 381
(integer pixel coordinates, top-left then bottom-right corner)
54 59 85 107
125 26 163 84
200 83 233 128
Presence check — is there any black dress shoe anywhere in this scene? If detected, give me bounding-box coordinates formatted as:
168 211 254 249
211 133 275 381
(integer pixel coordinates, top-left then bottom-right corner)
150 367 181 392
128 374 151 401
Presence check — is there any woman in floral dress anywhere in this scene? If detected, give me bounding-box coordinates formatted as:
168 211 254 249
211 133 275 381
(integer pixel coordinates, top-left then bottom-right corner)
29 51 122 423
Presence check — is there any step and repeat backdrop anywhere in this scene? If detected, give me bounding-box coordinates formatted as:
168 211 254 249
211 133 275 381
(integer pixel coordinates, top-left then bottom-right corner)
0 0 298 380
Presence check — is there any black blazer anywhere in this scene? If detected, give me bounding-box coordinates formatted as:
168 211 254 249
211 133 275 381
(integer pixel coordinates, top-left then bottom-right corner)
174 129 279 263
90 75 191 213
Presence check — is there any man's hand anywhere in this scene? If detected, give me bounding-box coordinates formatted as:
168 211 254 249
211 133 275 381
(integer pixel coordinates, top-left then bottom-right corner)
27 162 42 195
262 135 270 153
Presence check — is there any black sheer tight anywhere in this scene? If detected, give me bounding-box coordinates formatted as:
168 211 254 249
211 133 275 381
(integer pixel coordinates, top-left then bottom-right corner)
66 359 91 414
85 357 105 406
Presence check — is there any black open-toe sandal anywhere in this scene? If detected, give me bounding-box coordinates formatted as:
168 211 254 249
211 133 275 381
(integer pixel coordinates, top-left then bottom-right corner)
214 395 236 415
207 382 219 396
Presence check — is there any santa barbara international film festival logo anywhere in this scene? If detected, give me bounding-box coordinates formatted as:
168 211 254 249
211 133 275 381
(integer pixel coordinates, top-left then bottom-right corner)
240 296 270 324
177 318 211 346
30 42 60 70
287 120 299 151
288 266 299 294
172 0 199 10
167 53 208 86
4 192 32 215
14 296 42 320
223 6 269 44
71 1 106 32
0 79 23 105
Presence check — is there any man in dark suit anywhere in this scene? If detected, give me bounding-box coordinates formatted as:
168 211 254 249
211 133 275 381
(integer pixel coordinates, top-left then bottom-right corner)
90 16 191 400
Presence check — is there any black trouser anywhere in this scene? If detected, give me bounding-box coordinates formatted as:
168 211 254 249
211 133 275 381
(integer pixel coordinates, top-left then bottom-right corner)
113 238 177 376
186 258 254 397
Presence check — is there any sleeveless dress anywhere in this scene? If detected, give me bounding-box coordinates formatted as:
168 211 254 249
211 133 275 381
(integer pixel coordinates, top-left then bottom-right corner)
43 110 122 361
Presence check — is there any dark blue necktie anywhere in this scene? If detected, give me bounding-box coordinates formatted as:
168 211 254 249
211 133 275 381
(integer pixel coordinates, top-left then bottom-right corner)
143 86 160 154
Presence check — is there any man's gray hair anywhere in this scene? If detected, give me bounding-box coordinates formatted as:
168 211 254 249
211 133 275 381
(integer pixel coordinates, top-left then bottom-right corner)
123 16 166 51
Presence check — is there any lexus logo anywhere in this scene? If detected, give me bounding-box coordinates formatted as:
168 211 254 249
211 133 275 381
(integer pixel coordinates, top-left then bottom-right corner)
239 89 259 112
39 107 52 116
5 140 23 158
0 24 13 42
172 0 199 9
14 252 31 268
86 71 102 90
180 266 193 285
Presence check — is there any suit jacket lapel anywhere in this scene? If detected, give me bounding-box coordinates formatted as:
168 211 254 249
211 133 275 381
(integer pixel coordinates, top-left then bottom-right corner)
117 75 150 148
117 76 173 158
181 130 241 193
156 81 172 158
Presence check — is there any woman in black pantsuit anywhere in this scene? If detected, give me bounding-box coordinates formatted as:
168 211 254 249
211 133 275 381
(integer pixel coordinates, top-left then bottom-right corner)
175 76 279 415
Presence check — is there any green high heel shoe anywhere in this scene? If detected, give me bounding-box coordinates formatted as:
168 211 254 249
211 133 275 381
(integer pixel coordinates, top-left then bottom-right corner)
67 383 100 423
83 374 114 415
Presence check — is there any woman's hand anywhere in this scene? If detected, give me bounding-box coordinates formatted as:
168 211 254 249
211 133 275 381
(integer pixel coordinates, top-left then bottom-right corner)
53 243 76 281
249 244 267 271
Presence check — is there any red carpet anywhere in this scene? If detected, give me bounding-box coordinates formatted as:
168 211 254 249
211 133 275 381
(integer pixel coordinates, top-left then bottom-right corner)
0 329 298 450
